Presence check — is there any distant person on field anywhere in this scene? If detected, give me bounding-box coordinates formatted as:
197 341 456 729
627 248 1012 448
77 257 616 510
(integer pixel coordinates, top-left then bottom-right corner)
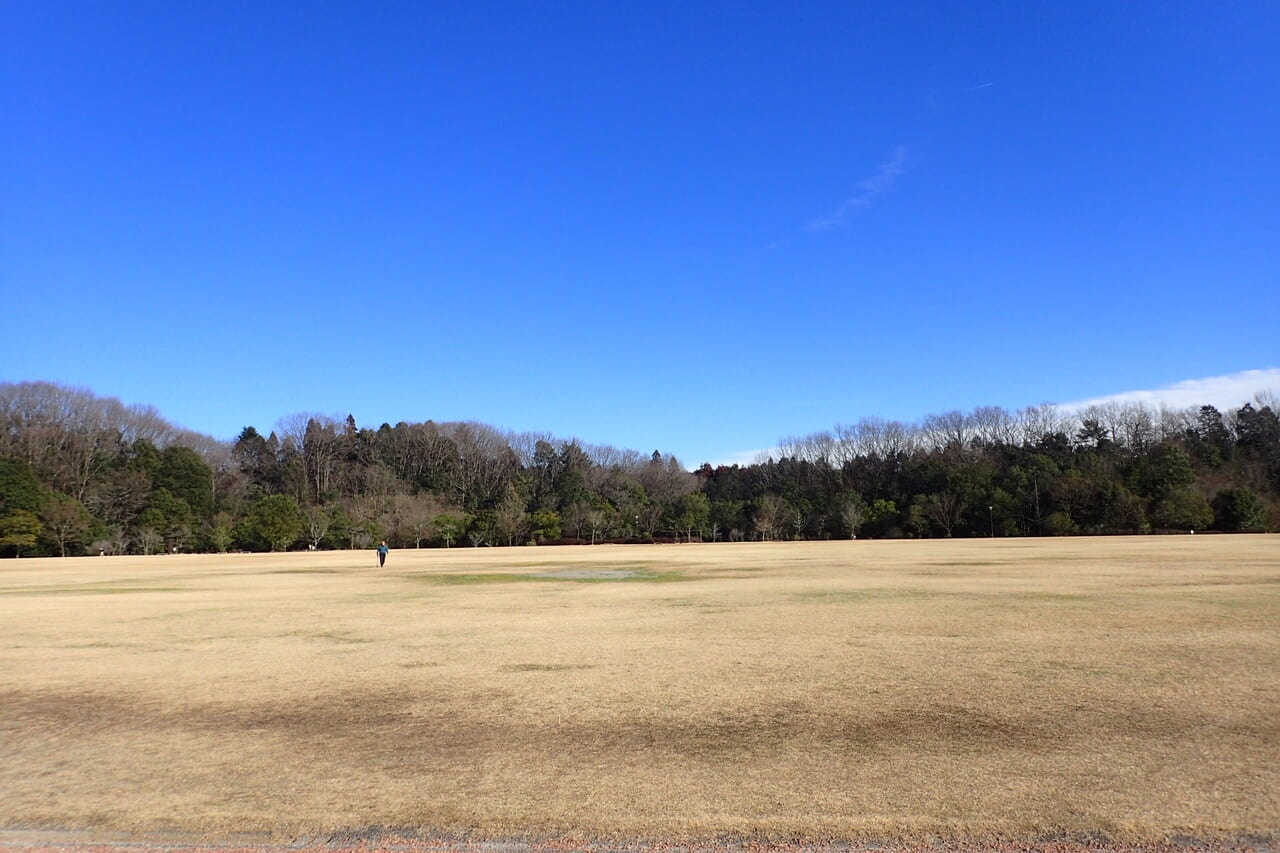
377 540 389 567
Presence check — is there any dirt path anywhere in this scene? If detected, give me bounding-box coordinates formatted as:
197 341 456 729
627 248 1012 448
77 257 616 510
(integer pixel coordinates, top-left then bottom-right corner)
1 830 1276 853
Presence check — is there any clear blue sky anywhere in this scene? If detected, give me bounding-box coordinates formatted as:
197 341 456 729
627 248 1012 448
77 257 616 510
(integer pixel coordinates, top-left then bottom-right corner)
3 1 1277 466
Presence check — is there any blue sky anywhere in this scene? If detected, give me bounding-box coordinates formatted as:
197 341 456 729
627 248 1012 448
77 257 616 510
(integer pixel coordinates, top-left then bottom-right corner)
3 1 1277 466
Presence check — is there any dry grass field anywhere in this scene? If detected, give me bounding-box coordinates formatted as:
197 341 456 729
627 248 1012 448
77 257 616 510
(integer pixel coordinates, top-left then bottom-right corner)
1 537 1277 848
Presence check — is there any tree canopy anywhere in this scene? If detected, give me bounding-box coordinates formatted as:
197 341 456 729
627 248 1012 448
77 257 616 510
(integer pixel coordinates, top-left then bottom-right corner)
1 381 1276 555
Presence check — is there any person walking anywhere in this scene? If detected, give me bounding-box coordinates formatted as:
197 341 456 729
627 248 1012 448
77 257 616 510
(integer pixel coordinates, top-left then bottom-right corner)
377 540 389 567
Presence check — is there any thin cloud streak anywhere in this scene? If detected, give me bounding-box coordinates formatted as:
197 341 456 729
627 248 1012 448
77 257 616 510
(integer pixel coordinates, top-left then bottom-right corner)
703 447 784 468
1060 368 1280 413
699 369 1279 467
808 146 908 231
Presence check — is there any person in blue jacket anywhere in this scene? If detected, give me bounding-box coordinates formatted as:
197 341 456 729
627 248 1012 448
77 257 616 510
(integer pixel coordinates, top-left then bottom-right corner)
377 540 389 567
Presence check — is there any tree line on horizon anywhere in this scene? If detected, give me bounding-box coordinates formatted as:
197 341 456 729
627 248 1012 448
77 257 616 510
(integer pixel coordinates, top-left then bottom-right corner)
1 380 1276 556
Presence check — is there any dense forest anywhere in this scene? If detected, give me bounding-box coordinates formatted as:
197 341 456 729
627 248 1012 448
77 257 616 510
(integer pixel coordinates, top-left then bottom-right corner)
1 380 1277 556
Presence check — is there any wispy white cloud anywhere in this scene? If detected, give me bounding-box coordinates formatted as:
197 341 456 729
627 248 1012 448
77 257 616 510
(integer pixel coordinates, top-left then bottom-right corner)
701 447 784 468
1060 368 1280 413
808 146 908 231
698 369 1279 468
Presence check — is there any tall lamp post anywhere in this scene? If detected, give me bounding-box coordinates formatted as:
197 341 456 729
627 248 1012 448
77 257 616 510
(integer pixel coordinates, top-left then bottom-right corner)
988 505 994 538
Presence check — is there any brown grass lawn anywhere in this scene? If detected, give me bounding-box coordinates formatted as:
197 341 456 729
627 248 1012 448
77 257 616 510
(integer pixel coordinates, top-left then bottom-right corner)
1 537 1277 845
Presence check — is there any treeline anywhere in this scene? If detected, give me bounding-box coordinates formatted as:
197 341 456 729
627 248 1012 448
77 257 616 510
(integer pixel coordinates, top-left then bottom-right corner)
710 400 1278 539
1 381 1276 556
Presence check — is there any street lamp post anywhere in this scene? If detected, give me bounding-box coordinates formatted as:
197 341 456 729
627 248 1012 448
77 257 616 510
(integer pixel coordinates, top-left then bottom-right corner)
988 505 994 538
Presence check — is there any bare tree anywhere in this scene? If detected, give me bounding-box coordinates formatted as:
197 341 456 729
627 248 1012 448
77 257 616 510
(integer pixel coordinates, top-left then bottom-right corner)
0 382 229 501
41 494 92 556
586 508 611 544
1116 402 1157 451
90 526 130 556
303 505 333 550
840 496 866 538
397 493 445 547
1016 403 1069 447
752 494 788 541
635 452 697 502
564 501 591 539
970 406 1016 448
136 527 163 555
442 421 518 508
85 469 151 528
342 495 381 549
922 410 970 455
493 488 528 546
922 492 964 537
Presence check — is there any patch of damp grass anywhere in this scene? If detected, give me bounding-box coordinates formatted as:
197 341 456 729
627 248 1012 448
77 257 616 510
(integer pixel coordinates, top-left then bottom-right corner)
502 560 658 571
409 569 685 584
791 588 943 603
1189 595 1273 610
1004 591 1092 603
353 590 433 602
539 569 686 583
315 631 374 644
419 572 540 585
0 586 190 596
276 630 375 644
142 606 237 621
62 640 143 649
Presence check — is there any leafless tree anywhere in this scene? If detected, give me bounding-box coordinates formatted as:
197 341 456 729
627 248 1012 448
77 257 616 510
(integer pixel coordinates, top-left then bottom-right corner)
493 488 527 546
922 491 964 537
442 421 519 507
0 382 229 501
136 527 163 555
276 413 345 502
970 406 1016 448
922 410 970 455
840 496 866 538
90 526 130 556
586 508 610 544
635 452 697 501
303 505 333 550
563 501 590 539
396 492 445 547
1116 402 1157 450
1156 405 1197 444
753 494 787 541
41 493 92 556
85 469 151 527
1015 403 1069 446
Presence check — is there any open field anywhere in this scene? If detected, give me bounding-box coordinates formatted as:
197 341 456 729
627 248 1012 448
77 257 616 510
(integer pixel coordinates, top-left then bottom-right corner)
1 537 1278 848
